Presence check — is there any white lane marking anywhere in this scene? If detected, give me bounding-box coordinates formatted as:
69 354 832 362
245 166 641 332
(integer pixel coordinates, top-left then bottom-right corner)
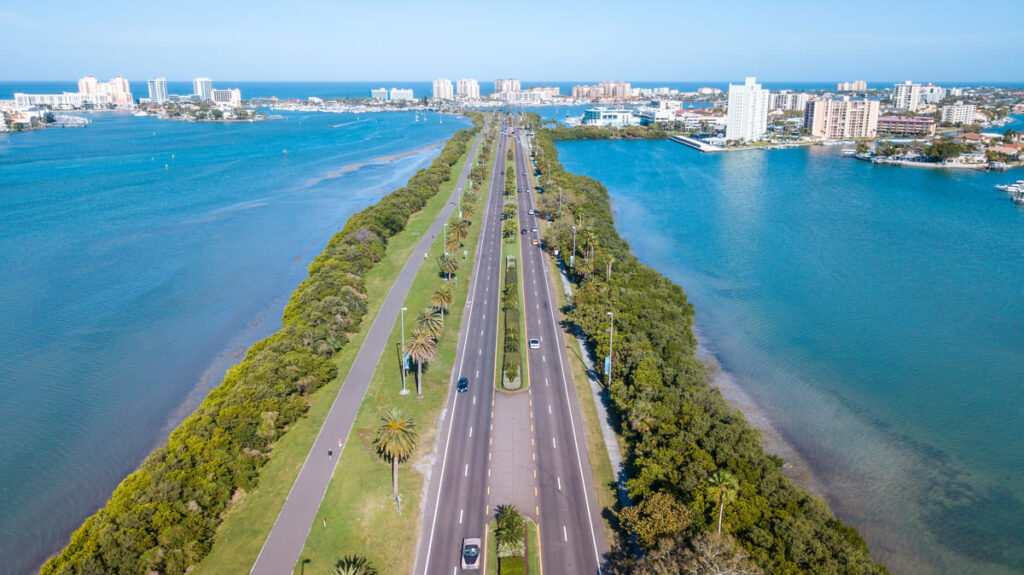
480 329 484 336
563 525 568 542
552 437 557 449
459 509 464 524
476 369 480 378
473 396 476 405
478 348 482 356
558 476 562 491
548 404 552 414
469 426 473 437
542 355 546 363
464 464 468 477
422 134 496 575
545 378 548 386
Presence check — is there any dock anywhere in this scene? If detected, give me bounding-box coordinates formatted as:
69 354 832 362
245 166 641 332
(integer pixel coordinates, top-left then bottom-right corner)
669 134 724 152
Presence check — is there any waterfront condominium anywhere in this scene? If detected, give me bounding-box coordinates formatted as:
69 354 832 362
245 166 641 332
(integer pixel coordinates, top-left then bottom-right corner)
457 78 480 99
147 78 168 105
494 78 520 95
893 81 922 111
837 80 868 92
768 90 809 112
804 97 880 140
725 76 769 142
389 88 415 102
193 78 213 102
77 75 134 107
941 101 978 125
432 78 454 100
211 88 242 107
370 87 388 102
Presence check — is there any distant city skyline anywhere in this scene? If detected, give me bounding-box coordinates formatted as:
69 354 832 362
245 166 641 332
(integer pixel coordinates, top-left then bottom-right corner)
2 0 1022 82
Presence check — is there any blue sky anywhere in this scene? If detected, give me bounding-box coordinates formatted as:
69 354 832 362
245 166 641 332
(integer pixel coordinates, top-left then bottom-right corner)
2 0 1022 82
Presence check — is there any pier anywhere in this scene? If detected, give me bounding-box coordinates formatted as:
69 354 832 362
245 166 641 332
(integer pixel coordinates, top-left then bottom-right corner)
669 134 724 152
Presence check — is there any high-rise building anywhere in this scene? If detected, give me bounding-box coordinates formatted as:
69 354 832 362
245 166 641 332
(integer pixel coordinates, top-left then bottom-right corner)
78 76 100 95
389 88 415 102
370 88 389 101
919 84 946 105
837 80 867 92
432 78 454 100
211 88 242 107
105 76 133 107
768 90 809 112
804 97 880 140
457 78 480 99
893 81 922 111
598 81 631 99
941 101 977 125
726 76 769 142
494 79 520 94
147 78 168 105
193 78 213 102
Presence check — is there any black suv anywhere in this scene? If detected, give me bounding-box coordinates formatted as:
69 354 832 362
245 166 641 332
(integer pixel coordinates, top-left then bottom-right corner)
457 377 469 393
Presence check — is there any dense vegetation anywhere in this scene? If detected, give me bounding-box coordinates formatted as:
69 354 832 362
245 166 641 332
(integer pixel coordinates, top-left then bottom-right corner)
524 113 886 574
542 123 672 141
500 257 521 389
42 114 483 575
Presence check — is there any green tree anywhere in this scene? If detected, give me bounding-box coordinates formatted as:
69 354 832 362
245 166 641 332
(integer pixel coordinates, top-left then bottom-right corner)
445 234 461 256
460 200 476 221
374 409 418 500
437 253 460 280
707 470 739 535
405 328 437 398
450 219 469 243
495 505 526 558
416 307 444 338
431 284 455 322
618 492 691 549
926 140 965 162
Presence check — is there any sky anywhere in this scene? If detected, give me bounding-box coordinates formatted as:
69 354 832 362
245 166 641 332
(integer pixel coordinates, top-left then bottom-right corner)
2 0 1022 82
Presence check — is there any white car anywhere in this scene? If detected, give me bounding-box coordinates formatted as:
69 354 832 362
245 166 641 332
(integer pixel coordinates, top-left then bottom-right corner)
461 537 481 570
529 338 540 349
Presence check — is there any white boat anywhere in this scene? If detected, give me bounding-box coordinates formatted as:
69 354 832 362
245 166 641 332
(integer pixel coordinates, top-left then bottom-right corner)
133 111 148 117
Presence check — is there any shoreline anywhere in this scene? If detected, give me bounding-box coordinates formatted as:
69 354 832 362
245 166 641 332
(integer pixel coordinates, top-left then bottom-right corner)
695 331 828 499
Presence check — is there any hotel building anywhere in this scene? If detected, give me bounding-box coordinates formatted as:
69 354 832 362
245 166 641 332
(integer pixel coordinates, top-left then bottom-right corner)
193 78 213 102
837 80 868 92
725 76 769 142
940 101 977 125
389 88 415 102
148 78 168 105
804 97 880 140
494 79 520 95
370 88 389 101
876 116 936 138
211 88 242 107
432 78 454 100
893 81 922 111
768 90 809 112
457 78 480 99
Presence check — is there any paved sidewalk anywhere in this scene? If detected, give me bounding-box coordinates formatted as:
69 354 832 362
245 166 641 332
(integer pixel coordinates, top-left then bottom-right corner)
250 128 483 575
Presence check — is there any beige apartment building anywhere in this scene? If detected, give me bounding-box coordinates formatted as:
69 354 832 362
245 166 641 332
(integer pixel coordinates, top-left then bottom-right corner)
804 97 880 140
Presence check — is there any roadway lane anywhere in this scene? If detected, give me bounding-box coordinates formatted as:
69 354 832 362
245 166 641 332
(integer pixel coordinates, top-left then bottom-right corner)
416 117 509 575
513 117 608 574
251 123 484 575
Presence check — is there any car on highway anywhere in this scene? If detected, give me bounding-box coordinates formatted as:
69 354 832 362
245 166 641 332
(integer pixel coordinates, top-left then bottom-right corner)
531 238 539 246
529 338 540 349
528 209 534 215
521 228 526 234
531 226 538 233
457 377 469 393
461 537 481 570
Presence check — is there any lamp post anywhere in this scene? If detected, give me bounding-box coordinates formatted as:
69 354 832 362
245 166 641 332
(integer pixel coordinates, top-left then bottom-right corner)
571 225 577 269
606 311 614 386
399 307 410 395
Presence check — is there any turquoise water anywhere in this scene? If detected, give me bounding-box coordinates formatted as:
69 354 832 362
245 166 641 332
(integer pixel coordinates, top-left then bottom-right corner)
556 138 1024 575
0 111 468 573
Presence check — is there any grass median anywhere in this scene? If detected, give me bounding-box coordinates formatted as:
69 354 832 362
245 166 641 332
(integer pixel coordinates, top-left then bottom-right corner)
290 130 498 574
193 125 483 575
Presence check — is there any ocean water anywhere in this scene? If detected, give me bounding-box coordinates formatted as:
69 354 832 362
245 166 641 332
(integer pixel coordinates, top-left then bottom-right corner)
556 137 1024 575
0 110 468 573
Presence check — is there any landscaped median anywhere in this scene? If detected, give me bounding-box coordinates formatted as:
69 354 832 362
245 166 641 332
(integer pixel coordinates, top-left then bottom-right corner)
485 506 541 575
42 113 483 575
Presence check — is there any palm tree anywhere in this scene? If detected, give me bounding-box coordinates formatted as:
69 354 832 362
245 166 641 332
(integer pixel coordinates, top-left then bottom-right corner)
706 470 739 535
495 505 525 557
404 328 437 398
451 219 469 243
502 283 518 312
444 234 461 256
460 200 476 221
333 555 378 575
437 254 459 280
374 409 418 500
431 284 455 322
415 307 444 338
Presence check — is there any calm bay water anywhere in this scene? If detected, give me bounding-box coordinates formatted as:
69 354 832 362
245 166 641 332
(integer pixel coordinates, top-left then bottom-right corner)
0 110 468 573
556 138 1024 575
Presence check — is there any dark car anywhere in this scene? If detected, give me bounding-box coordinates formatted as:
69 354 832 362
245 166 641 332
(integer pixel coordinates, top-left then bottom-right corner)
521 228 527 234
457 377 469 393
461 537 481 569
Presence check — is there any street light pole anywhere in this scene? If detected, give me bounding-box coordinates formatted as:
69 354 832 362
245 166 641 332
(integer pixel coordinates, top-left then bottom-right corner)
399 307 410 395
571 225 577 269
607 311 614 386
